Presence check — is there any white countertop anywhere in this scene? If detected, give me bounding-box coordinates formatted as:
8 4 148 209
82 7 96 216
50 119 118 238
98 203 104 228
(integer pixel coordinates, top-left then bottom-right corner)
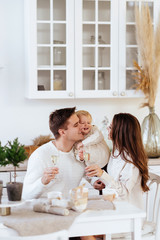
0 158 160 172
0 160 28 172
148 158 160 166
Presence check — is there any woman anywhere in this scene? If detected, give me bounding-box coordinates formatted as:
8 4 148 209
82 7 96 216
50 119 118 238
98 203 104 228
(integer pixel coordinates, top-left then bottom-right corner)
81 113 149 240
86 113 149 209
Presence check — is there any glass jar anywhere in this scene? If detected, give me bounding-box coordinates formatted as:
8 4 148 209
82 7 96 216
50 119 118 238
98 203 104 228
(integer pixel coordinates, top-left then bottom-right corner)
90 35 95 44
98 72 105 90
98 35 105 67
54 74 63 90
90 36 95 67
54 48 62 65
90 35 105 67
98 35 106 44
53 40 64 65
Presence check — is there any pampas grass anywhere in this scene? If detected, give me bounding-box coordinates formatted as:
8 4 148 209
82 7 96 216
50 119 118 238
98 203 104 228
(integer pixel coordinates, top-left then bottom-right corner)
133 4 160 107
32 134 54 146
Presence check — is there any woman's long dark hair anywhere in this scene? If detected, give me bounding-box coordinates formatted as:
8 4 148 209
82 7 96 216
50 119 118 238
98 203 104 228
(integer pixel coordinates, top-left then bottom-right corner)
111 113 149 192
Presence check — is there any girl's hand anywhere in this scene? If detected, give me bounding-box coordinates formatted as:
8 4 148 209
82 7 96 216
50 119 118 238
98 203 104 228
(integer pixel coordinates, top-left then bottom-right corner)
76 141 83 150
78 148 84 161
85 164 103 177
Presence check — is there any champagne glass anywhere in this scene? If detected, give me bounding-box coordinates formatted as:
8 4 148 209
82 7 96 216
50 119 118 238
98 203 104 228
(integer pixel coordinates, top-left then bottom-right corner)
51 152 60 180
51 154 58 166
83 147 90 165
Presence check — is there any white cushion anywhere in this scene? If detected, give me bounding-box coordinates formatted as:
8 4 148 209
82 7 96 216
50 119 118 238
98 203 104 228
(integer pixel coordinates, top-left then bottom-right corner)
142 221 155 235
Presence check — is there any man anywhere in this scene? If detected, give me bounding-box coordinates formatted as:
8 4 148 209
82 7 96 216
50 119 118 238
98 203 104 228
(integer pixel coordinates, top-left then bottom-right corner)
22 107 85 200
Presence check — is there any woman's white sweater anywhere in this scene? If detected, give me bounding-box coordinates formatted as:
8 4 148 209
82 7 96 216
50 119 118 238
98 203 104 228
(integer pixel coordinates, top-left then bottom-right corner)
100 150 143 209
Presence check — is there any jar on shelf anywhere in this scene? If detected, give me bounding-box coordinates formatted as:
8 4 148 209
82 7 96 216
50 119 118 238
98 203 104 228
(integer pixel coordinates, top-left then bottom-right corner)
90 35 95 67
90 35 105 67
98 72 105 90
53 40 64 44
53 40 64 65
98 35 106 44
54 74 63 90
90 35 95 44
54 48 63 65
98 35 105 67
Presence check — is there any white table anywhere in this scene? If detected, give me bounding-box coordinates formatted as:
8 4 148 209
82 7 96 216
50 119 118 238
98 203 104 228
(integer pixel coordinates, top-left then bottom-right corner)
69 201 146 240
0 200 145 240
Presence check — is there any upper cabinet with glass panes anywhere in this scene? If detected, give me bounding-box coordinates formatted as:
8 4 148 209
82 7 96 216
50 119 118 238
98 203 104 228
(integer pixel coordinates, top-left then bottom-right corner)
24 0 160 99
25 0 74 99
75 0 116 98
119 0 159 97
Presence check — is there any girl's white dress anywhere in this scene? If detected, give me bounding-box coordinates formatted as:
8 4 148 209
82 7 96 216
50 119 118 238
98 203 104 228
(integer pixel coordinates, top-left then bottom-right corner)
76 125 110 168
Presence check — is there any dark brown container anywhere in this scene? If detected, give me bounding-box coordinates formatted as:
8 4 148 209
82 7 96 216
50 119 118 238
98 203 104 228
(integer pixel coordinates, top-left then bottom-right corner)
7 182 23 201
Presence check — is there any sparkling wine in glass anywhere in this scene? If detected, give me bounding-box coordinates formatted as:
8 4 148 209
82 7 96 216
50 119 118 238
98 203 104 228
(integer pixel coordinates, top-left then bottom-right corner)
51 153 59 180
83 148 90 164
51 154 58 166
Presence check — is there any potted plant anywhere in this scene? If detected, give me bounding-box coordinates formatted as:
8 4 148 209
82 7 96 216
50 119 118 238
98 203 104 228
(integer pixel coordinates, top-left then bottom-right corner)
2 138 27 201
0 142 6 165
0 142 5 203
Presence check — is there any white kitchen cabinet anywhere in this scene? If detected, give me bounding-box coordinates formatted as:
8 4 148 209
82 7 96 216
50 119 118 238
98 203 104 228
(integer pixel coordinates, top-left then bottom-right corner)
119 0 160 98
24 0 74 99
74 0 118 98
24 0 160 99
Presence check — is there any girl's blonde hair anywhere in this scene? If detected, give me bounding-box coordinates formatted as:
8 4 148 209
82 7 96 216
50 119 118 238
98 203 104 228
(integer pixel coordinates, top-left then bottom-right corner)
76 110 92 122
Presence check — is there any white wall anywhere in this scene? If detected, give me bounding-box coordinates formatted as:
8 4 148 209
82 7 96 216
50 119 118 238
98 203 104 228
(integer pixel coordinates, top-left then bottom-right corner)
0 0 160 146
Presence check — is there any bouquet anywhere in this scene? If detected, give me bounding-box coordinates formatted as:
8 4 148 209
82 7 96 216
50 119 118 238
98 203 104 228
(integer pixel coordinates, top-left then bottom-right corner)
133 4 160 108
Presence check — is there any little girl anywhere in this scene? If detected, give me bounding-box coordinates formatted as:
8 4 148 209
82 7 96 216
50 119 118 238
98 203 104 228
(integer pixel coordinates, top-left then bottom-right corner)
75 110 110 168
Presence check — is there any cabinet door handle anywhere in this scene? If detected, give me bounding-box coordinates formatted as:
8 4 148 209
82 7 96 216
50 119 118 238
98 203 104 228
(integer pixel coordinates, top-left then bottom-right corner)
120 91 125 96
113 91 118 96
68 92 74 97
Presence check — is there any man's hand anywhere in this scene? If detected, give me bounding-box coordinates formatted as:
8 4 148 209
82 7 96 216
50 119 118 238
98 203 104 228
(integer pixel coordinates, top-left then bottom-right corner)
93 180 105 190
41 167 59 185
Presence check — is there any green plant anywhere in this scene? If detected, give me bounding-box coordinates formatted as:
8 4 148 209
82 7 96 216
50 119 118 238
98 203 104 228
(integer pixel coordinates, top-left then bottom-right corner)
4 138 27 182
0 142 6 166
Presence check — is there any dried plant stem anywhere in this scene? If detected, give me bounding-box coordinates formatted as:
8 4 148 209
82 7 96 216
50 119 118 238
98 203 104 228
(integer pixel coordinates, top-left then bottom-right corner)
134 4 160 107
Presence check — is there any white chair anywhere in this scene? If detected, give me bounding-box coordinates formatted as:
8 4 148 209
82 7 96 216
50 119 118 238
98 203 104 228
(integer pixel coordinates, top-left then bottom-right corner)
111 172 160 240
142 172 160 240
0 228 68 240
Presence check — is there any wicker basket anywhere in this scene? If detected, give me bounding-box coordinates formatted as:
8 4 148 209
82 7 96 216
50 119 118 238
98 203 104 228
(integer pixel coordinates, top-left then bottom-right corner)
24 145 39 158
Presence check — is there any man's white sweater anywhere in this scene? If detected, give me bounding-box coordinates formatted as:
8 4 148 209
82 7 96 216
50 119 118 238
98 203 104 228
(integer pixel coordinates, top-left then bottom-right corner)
22 141 85 200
